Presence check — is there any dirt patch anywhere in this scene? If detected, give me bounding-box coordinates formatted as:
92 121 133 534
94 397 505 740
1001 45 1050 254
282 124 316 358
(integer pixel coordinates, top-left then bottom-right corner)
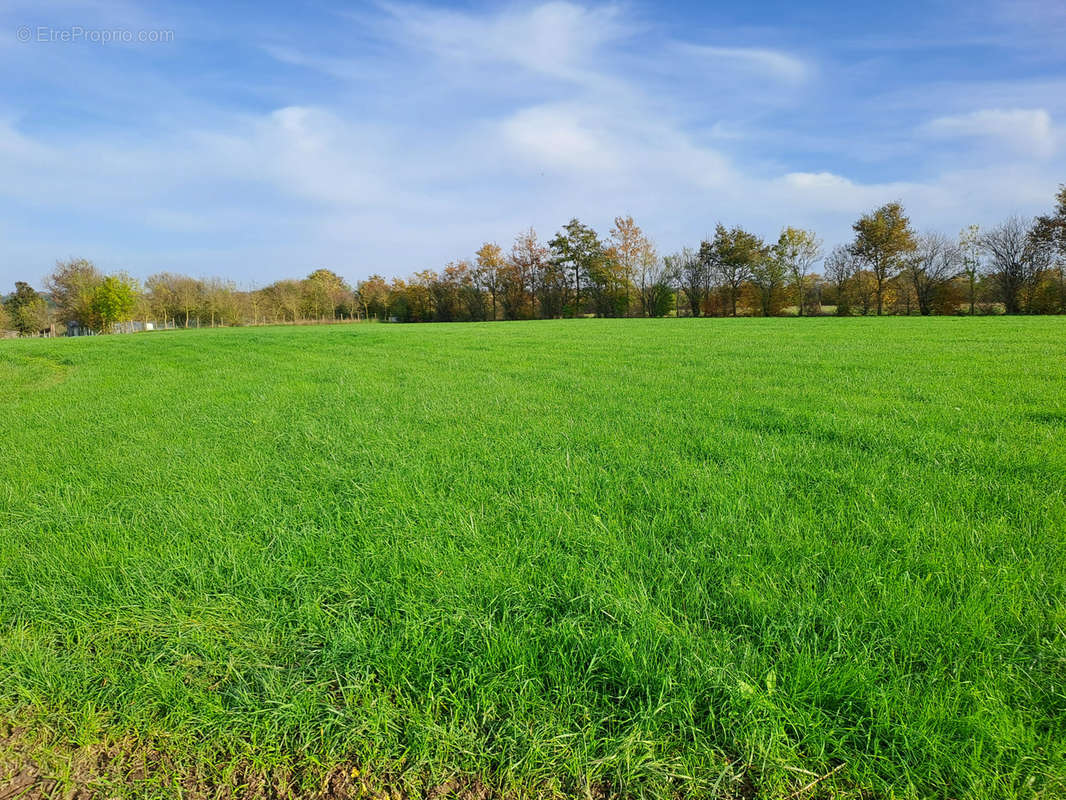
0 721 624 800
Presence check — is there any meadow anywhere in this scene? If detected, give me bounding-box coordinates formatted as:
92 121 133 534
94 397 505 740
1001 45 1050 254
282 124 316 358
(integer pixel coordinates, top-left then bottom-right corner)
1 318 1064 799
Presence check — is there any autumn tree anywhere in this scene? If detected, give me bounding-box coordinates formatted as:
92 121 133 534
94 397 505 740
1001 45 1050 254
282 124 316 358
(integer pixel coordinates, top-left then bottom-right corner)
203 277 238 327
981 217 1044 314
774 227 822 315
903 233 961 316
587 247 630 317
669 247 706 317
144 274 173 327
387 278 410 322
91 274 138 332
454 261 488 321
958 225 983 315
508 228 548 319
522 230 565 319
749 247 788 316
549 218 603 316
635 255 675 317
262 279 302 322
852 269 879 315
609 216 653 316
1031 185 1066 313
474 242 506 321
850 201 917 315
303 268 351 320
171 275 204 327
405 270 436 322
243 288 263 326
607 216 665 317
4 282 50 335
46 258 103 330
429 261 484 322
356 275 390 320
707 224 766 317
823 245 855 315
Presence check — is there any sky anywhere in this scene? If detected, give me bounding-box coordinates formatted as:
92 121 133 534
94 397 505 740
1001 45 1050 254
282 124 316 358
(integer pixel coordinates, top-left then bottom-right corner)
1 0 1065 289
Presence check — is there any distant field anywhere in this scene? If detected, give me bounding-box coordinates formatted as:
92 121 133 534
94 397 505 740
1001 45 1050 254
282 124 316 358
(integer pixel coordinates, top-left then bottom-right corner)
1 319 1064 799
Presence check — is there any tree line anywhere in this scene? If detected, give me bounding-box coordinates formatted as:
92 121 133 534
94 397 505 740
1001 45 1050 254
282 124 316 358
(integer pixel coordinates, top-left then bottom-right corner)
3 188 1065 336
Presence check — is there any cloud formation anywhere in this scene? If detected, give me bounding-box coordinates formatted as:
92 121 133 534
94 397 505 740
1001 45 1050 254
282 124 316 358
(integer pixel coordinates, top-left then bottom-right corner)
0 0 1064 286
923 108 1058 157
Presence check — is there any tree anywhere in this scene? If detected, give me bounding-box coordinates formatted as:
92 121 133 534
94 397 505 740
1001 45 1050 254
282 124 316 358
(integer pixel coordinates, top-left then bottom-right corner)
133 286 155 328
958 225 983 315
981 217 1044 314
145 273 175 327
635 255 675 317
774 227 822 316
90 275 138 332
429 261 482 322
509 228 549 319
605 217 664 318
850 201 917 315
203 277 238 327
902 233 961 315
46 258 103 330
303 268 351 321
387 278 410 322
609 216 652 316
707 224 766 316
171 275 204 327
749 248 788 316
587 247 629 317
405 270 436 322
1031 185 1066 314
670 247 706 316
549 219 603 316
4 282 50 335
823 245 855 315
263 279 302 322
0 300 9 332
519 229 565 319
356 275 390 320
475 243 506 321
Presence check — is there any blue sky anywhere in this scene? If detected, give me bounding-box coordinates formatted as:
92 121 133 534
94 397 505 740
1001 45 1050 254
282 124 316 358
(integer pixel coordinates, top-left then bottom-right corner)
2 0 1065 288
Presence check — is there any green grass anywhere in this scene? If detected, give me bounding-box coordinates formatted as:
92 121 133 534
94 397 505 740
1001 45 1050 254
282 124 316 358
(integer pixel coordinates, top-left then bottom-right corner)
1 318 1064 799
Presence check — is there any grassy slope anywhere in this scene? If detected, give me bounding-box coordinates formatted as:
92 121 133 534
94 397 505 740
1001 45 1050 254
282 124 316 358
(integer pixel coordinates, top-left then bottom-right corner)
0 318 1064 799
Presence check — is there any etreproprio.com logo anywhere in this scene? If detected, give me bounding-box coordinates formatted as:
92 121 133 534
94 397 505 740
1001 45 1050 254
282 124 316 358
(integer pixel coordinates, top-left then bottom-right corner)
17 25 175 44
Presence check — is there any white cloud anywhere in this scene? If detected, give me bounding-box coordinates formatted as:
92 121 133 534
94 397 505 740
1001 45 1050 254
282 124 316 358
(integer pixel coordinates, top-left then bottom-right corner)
1 1 1065 288
674 43 811 84
376 0 629 86
923 108 1057 157
500 105 620 173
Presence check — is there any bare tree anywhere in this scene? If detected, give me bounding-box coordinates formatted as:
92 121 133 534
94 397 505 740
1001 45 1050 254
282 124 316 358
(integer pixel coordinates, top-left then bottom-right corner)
508 228 548 320
824 245 856 315
981 216 1044 314
904 232 962 316
668 247 705 316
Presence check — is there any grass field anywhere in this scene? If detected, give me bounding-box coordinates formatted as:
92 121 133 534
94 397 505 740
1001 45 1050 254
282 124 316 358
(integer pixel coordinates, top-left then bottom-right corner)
1 318 1065 799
